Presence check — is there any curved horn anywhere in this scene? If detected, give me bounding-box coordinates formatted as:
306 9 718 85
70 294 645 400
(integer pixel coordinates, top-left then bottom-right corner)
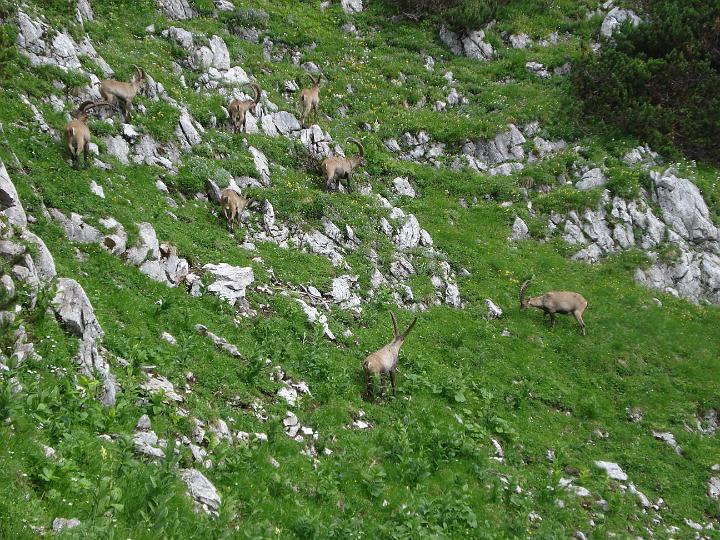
347 137 364 158
519 279 532 310
390 312 399 337
250 83 261 104
402 317 417 339
84 101 114 111
78 100 95 112
132 64 145 80
307 73 319 86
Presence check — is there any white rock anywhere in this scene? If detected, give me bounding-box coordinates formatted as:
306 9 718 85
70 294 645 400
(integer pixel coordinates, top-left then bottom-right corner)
393 177 416 197
485 299 503 320
601 7 641 38
594 460 628 481
89 180 105 199
576 168 607 191
202 264 254 305
179 469 221 514
509 217 529 241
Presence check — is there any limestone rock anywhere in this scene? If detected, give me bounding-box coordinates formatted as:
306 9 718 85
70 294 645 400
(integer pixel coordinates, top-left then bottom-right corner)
601 7 641 38
341 0 363 14
202 263 254 305
157 0 194 20
180 469 221 514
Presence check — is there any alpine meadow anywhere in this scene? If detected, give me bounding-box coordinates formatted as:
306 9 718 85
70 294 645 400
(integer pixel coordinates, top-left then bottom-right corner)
0 0 719 538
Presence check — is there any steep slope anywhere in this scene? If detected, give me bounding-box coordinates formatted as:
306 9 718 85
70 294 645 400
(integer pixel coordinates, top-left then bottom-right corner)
0 0 719 537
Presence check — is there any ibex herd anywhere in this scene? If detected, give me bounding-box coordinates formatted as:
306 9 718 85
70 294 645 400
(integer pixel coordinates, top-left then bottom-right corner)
55 56 592 404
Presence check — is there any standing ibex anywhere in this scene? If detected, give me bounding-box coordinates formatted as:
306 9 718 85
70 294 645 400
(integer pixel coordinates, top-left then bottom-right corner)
64 101 111 170
298 73 321 125
519 279 588 335
321 138 365 192
228 83 261 133
99 65 146 123
220 188 253 231
363 312 417 398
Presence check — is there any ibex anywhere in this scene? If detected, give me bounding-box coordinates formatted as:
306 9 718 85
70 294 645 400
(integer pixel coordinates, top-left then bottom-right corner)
99 65 146 123
363 312 417 398
321 138 365 192
519 279 588 335
64 100 111 170
228 83 261 133
298 73 321 125
220 188 253 231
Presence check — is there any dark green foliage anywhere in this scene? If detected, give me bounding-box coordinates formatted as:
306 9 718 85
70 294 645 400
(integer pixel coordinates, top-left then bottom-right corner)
387 0 507 30
574 0 720 164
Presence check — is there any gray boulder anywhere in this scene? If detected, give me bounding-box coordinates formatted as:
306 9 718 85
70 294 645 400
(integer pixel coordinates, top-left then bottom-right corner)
157 0 194 20
180 469 221 514
575 168 606 191
341 0 363 14
0 161 28 227
601 7 641 38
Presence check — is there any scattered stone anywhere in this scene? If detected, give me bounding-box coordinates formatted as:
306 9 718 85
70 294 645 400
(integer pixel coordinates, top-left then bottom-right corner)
601 7 641 38
509 217 529 241
180 469 221 515
392 177 416 198
202 264 254 306
575 168 607 191
133 414 166 459
161 332 177 346
594 460 628 481
52 518 81 532
709 477 720 500
485 299 503 320
652 430 682 455
341 0 363 14
141 373 184 402
195 324 243 357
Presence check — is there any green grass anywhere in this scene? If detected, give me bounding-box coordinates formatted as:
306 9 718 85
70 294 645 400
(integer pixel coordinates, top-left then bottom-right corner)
0 0 719 538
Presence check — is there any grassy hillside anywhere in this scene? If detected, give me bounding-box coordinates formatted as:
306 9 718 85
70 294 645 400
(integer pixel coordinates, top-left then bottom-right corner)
0 0 719 538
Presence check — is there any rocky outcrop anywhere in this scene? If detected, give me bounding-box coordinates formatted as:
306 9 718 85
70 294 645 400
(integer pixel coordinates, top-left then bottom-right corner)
440 27 494 61
601 7 641 38
52 278 117 406
16 10 113 76
341 0 363 14
202 263 254 306
180 469 221 515
549 169 720 304
157 0 194 20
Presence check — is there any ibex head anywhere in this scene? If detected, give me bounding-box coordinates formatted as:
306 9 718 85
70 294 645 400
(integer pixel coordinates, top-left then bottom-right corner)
307 73 320 87
347 138 365 166
131 65 147 88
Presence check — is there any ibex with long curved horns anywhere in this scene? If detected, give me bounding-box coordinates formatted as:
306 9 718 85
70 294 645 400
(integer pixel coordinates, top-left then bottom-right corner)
519 279 588 335
321 138 365 192
228 83 261 133
298 73 321 125
64 100 112 170
99 65 146 123
363 312 417 398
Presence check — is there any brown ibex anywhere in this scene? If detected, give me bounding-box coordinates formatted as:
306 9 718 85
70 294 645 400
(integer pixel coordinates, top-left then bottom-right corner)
99 65 146 123
298 73 321 125
321 138 365 192
220 188 253 231
228 83 261 133
363 312 417 398
519 279 588 335
64 100 111 170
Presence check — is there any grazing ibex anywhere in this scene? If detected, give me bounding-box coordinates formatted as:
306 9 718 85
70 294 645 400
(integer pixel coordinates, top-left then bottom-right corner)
220 188 253 231
228 83 261 133
321 138 365 192
64 100 111 170
99 65 146 123
519 279 588 335
298 73 321 125
363 312 417 398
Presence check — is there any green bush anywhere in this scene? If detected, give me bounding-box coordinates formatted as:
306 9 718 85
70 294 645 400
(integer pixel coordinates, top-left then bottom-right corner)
387 0 507 30
574 0 720 165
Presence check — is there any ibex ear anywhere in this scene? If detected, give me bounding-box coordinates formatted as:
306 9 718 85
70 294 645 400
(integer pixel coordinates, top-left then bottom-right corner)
390 311 399 337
